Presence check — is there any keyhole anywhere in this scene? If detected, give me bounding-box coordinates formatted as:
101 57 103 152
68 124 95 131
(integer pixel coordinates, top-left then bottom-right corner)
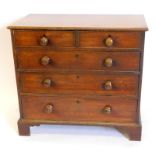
75 54 79 58
76 100 80 104
76 75 79 79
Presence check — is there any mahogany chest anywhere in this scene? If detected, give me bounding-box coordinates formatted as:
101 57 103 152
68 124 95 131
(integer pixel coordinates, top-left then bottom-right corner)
8 14 148 140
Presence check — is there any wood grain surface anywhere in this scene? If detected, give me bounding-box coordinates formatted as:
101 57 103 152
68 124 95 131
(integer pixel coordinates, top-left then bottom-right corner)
8 14 148 31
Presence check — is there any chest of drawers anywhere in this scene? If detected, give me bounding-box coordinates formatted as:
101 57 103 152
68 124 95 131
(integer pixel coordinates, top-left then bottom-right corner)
8 14 148 140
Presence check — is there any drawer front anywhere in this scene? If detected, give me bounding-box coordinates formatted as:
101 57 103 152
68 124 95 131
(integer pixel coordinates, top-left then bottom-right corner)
20 73 139 96
80 31 142 48
21 95 137 123
17 49 140 71
14 30 74 47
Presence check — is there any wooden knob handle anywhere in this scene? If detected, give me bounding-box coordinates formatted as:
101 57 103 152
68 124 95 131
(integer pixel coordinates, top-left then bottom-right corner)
104 58 113 67
40 36 49 46
42 79 52 87
40 56 52 66
44 104 53 113
103 81 112 90
105 36 113 47
103 105 112 114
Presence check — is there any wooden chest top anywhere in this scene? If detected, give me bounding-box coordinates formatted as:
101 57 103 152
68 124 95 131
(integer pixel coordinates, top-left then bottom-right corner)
8 14 148 31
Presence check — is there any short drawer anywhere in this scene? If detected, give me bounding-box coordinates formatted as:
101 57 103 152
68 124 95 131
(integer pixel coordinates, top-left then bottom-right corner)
20 72 139 96
80 31 143 48
17 49 140 71
13 30 74 47
21 95 137 123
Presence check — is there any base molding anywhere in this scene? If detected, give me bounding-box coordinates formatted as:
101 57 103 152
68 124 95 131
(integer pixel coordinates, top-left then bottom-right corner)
18 119 142 141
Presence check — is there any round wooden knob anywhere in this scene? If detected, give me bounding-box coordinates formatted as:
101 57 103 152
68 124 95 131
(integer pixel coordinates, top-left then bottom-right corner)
103 105 112 114
42 79 52 87
40 36 49 46
44 104 53 113
105 36 113 47
103 81 112 90
104 58 113 67
40 56 52 66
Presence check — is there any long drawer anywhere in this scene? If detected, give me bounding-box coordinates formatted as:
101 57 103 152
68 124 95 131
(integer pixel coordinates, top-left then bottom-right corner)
19 72 139 96
21 95 137 123
17 49 140 71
